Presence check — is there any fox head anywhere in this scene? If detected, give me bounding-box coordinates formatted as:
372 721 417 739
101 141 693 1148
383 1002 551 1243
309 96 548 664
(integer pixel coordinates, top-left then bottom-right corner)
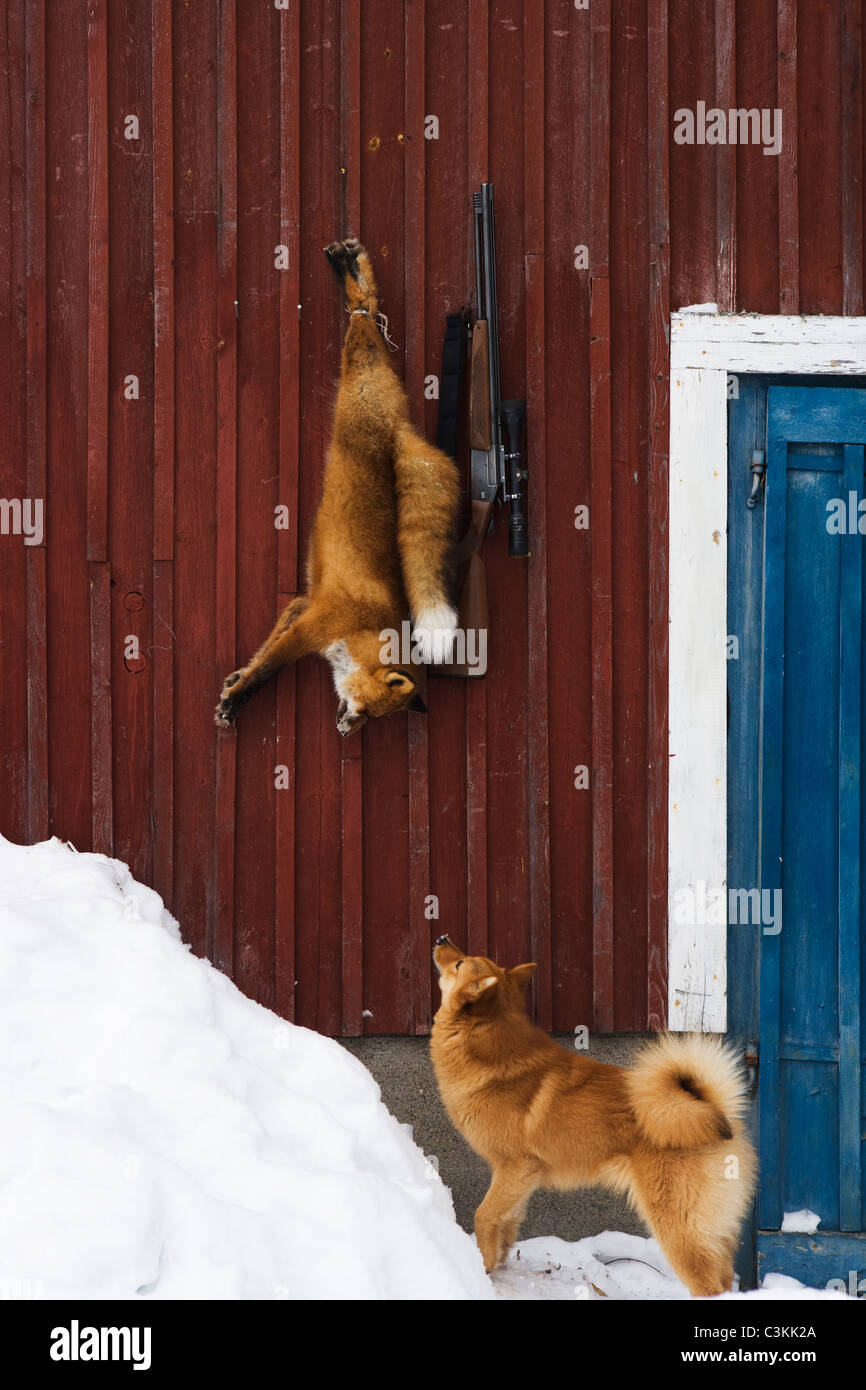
432 936 537 1016
335 664 427 737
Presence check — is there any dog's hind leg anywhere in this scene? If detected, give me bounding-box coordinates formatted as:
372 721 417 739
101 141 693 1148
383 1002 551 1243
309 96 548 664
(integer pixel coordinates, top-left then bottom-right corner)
656 1232 732 1299
474 1162 540 1274
628 1173 733 1297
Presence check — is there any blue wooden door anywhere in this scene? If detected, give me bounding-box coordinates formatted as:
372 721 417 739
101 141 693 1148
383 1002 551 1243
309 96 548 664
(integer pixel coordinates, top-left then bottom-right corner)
728 381 866 1289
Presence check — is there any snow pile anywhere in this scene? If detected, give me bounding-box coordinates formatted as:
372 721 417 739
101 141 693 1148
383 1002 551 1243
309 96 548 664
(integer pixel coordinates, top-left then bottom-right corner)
781 1209 821 1235
0 837 492 1300
492 1233 850 1302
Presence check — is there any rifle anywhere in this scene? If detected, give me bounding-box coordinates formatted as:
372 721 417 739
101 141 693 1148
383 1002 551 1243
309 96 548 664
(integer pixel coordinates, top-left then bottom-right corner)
469 183 528 559
435 183 527 677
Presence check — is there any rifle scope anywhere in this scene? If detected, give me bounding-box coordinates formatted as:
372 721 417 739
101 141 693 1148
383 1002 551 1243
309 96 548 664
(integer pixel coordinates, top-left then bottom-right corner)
502 398 529 558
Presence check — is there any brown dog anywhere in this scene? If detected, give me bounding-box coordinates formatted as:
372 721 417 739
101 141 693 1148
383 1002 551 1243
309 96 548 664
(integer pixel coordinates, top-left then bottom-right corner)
215 237 459 736
430 937 756 1297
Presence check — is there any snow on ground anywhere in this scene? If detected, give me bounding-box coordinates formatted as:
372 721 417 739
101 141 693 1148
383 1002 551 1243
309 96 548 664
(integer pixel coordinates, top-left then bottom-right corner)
492 1233 850 1302
0 836 491 1300
0 836 848 1303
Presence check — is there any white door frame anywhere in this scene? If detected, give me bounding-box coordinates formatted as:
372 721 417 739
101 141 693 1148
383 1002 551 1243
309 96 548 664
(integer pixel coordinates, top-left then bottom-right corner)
668 307 866 1032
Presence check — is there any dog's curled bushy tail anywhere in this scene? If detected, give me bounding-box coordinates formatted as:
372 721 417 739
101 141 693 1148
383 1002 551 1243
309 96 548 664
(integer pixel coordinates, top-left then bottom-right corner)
626 1035 748 1149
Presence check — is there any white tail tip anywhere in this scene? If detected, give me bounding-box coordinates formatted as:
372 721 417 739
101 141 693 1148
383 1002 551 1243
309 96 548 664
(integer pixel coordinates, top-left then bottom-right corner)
412 606 458 665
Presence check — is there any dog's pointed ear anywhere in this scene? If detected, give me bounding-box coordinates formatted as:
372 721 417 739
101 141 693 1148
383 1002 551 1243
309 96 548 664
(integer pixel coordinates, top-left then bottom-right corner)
508 963 537 991
470 974 498 1001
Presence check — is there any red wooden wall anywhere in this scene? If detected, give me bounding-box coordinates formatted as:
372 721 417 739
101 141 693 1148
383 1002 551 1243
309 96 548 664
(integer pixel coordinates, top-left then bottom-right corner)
1 0 863 1034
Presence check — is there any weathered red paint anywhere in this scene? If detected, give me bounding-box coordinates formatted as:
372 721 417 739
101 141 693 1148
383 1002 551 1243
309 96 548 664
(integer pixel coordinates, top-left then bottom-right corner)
2 1 863 1034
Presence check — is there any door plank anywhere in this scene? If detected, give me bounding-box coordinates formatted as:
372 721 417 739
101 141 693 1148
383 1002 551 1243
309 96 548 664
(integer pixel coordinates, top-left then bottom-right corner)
756 403 788 1233
838 443 863 1231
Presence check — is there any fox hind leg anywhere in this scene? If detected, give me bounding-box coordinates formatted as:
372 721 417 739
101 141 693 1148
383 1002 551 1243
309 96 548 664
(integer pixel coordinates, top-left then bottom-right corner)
324 237 378 315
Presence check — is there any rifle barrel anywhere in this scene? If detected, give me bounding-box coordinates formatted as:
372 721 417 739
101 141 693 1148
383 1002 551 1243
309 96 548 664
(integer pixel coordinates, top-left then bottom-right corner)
480 185 501 450
473 194 484 319
469 182 528 554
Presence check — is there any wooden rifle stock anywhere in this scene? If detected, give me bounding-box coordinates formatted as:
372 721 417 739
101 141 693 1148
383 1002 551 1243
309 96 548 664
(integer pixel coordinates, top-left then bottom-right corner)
468 320 491 451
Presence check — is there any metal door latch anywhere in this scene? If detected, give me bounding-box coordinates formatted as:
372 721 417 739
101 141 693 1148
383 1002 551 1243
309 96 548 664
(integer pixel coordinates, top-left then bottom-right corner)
747 449 766 508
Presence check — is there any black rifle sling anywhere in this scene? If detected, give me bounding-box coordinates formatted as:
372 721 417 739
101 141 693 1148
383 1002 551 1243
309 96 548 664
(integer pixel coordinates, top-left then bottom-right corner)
435 309 467 461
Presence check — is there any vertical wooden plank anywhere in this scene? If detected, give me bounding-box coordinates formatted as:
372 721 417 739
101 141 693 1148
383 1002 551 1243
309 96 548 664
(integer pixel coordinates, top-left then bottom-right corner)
485 5 530 975
668 1 717 308
292 0 342 1032
340 752 364 1031
647 0 670 1031
86 0 111 855
590 0 614 1030
107 0 155 884
735 0 781 314
467 0 490 186
424 0 470 1013
89 564 113 851
86 0 109 566
757 414 787 1231
25 0 48 844
667 367 728 1033
777 0 799 313
544 0 593 1030
213 0 238 974
797 1 842 313
171 1 219 963
838 444 862 1231
152 0 174 567
841 0 864 315
340 0 361 232
275 0 302 1022
715 0 736 311
355 2 410 1034
232 1 281 1012
43 5 91 852
0 0 30 843
404 0 431 1033
152 0 175 905
465 0 489 959
610 0 650 1028
340 0 364 1034
523 1 551 1027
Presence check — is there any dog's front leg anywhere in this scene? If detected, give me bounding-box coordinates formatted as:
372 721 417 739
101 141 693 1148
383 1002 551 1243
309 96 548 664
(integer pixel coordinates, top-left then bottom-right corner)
474 1162 539 1274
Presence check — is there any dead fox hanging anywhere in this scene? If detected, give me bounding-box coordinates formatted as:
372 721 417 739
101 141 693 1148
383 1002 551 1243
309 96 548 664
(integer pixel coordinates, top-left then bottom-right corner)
215 238 460 736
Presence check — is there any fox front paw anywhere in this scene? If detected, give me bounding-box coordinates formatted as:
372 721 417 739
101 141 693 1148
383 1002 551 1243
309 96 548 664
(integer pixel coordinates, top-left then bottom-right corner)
412 605 458 665
214 670 247 728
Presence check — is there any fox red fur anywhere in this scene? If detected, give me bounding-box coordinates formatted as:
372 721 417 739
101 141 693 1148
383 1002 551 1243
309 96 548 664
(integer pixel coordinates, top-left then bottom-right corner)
215 238 460 736
431 937 756 1297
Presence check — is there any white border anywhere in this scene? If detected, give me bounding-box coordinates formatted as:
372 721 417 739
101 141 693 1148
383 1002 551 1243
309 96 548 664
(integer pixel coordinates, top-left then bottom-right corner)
668 308 866 1032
